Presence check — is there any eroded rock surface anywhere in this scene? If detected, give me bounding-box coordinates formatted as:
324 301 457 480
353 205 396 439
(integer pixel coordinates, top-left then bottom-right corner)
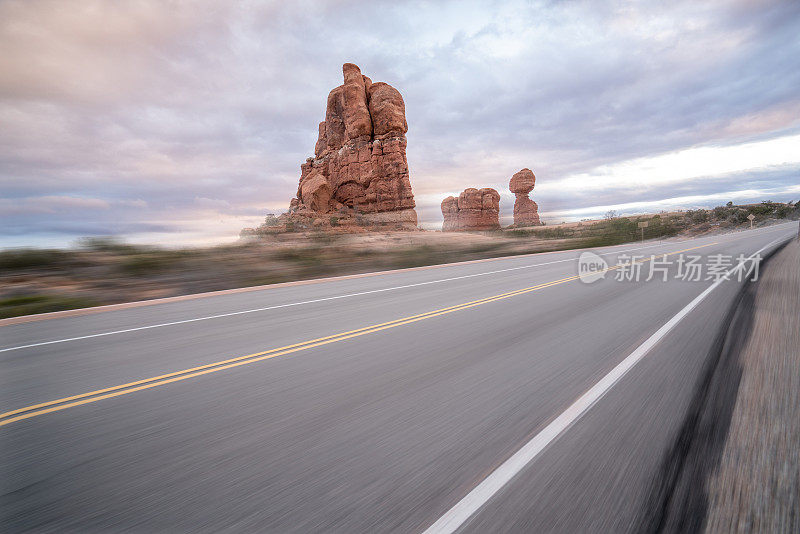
509 168 541 226
441 188 501 231
283 63 416 230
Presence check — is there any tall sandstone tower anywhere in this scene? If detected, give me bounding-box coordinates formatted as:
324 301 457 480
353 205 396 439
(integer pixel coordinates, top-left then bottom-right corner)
287 63 417 229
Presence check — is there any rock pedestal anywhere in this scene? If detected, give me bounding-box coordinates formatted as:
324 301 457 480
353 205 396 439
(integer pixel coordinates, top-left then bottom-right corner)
509 168 540 226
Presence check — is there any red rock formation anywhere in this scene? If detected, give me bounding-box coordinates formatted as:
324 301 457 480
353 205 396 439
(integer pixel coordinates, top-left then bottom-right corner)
509 168 540 226
286 63 417 230
441 188 501 231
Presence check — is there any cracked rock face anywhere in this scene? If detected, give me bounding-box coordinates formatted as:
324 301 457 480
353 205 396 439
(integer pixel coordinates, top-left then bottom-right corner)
288 63 417 229
509 168 540 226
441 188 501 231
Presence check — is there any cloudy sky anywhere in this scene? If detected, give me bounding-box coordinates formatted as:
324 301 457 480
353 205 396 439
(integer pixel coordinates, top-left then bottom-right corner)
2 0 799 247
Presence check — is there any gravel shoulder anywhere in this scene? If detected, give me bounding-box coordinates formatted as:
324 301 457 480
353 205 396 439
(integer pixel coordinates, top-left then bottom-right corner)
704 237 800 532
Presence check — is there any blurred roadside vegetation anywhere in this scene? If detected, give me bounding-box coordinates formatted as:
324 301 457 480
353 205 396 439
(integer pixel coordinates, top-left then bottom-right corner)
506 200 799 246
1 201 797 319
0 294 100 319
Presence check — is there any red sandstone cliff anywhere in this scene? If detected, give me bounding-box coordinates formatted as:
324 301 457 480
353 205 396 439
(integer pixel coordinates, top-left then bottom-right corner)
286 63 417 230
441 188 501 231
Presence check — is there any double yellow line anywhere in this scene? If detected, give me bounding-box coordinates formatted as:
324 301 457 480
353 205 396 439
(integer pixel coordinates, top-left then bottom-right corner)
0 243 713 428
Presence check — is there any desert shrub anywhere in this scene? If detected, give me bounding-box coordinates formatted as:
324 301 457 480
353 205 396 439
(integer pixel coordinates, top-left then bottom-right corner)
273 246 324 266
712 206 730 220
465 243 506 255
775 203 793 218
78 236 143 254
607 217 638 238
509 226 573 239
532 227 574 239
0 249 71 270
0 294 98 319
643 215 678 238
748 203 773 216
506 229 534 238
118 252 184 276
390 245 440 268
731 209 750 223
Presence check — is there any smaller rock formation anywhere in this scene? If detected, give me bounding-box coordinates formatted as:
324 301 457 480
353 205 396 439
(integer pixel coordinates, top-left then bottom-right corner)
509 168 540 226
441 188 501 231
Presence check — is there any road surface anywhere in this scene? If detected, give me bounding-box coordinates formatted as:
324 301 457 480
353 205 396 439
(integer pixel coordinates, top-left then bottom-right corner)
1 223 796 532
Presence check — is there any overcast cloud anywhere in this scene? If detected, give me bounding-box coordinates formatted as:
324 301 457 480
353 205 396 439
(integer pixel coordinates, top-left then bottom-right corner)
1 0 799 247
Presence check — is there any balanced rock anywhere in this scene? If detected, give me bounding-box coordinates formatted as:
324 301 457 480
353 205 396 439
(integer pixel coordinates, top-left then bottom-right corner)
509 168 540 226
286 63 417 230
441 188 501 231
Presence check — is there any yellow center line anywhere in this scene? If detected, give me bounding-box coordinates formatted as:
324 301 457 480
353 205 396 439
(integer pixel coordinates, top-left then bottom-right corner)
0 243 714 427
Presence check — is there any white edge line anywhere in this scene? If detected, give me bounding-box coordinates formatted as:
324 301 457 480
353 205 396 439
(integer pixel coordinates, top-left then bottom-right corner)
422 233 790 534
0 241 674 354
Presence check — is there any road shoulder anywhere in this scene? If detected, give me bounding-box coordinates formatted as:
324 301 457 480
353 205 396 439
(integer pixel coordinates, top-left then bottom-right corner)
704 238 800 532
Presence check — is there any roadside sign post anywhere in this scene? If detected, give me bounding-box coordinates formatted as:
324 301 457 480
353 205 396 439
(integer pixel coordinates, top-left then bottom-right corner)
747 213 755 229
638 221 648 242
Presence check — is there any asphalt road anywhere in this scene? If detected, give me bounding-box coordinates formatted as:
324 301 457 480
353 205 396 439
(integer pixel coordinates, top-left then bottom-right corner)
1 222 797 533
